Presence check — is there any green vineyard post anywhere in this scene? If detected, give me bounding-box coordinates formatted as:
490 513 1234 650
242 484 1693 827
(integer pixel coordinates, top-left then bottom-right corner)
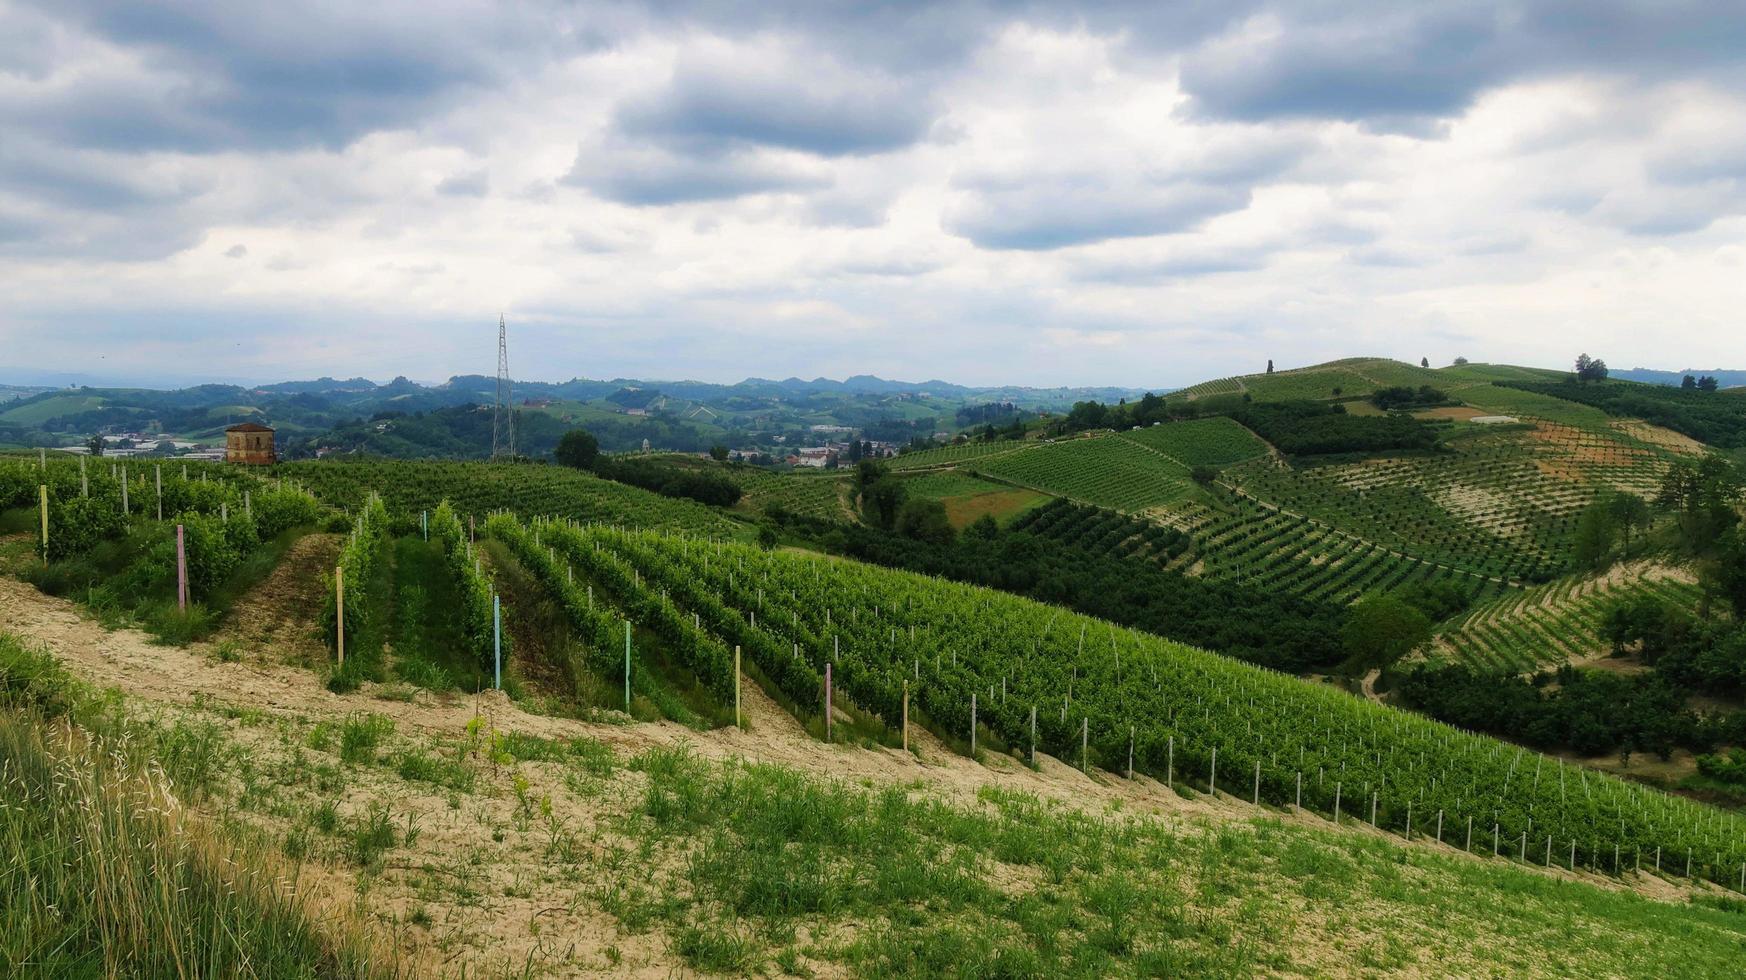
493 593 501 691
333 563 343 666
1028 705 1035 766
624 621 631 709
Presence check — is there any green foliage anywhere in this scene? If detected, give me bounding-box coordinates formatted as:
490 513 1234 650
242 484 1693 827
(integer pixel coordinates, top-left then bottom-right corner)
430 500 502 674
1234 401 1444 456
895 497 955 545
1370 385 1449 410
1340 595 1431 671
553 428 600 469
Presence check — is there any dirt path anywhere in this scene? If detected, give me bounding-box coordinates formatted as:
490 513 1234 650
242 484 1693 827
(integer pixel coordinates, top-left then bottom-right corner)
215 532 341 667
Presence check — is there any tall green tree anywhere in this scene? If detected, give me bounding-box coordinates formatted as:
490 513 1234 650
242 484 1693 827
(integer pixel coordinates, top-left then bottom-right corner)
554 429 599 469
1340 596 1431 672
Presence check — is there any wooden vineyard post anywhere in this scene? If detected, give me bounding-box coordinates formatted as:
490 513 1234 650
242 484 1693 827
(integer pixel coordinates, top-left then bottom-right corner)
38 485 48 560
154 465 162 519
734 646 741 728
1296 771 1302 809
244 490 251 521
1333 782 1341 823
422 510 428 541
970 693 977 756
1467 815 1473 852
1253 760 1261 805
624 622 632 709
1029 706 1036 767
1209 746 1217 795
1167 735 1173 786
1436 810 1444 844
1081 717 1088 774
80 456 88 497
901 680 908 751
334 564 345 666
824 663 833 741
1128 726 1134 780
120 468 129 515
493 593 502 691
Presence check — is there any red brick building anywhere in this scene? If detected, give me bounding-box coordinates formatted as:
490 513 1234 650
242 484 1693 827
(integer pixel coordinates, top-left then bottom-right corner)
224 422 276 465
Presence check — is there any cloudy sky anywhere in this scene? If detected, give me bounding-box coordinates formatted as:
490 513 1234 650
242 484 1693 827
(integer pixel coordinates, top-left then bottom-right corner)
3 1 1745 389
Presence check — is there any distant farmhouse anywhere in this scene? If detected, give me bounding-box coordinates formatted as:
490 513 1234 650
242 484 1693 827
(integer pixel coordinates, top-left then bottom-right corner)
225 422 276 465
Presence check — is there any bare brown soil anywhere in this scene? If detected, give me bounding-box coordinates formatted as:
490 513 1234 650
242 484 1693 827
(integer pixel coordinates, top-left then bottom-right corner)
216 532 340 667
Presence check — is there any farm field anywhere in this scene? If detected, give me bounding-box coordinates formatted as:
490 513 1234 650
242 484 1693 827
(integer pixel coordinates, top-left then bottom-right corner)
1118 416 1270 467
968 433 1197 511
1430 562 1703 673
733 467 851 521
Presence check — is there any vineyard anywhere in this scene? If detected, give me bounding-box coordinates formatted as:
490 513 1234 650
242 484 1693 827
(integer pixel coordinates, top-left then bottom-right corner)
276 459 742 538
1219 415 1685 582
886 439 1040 471
1430 562 1704 672
732 467 850 521
1152 495 1508 606
967 434 1196 512
1116 417 1270 467
464 515 1746 891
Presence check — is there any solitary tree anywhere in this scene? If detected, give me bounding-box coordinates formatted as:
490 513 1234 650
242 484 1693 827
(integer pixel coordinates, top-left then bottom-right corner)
1699 376 1720 392
1453 356 1469 366
1340 596 1432 673
1574 354 1609 382
709 444 729 461
86 434 104 456
896 497 955 545
1266 359 1275 375
1420 357 1430 368
554 429 599 470
1683 375 1698 389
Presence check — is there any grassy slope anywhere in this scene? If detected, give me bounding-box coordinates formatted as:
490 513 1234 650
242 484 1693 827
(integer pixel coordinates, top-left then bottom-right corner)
3 625 1744 977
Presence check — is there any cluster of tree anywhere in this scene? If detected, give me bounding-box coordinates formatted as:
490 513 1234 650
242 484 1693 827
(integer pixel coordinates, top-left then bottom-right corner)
1695 747 1746 788
955 402 1024 427
852 462 955 545
1369 385 1449 411
763 506 1348 673
1574 353 1610 383
553 429 742 507
1393 663 1742 760
1497 380 1746 449
1682 375 1723 392
1569 490 1652 570
1231 401 1444 456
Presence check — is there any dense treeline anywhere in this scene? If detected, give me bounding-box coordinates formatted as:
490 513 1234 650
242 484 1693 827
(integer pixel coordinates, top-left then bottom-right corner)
1501 380 1746 449
1232 402 1444 456
1370 385 1449 410
1394 664 1742 759
766 507 1347 673
1055 392 1443 457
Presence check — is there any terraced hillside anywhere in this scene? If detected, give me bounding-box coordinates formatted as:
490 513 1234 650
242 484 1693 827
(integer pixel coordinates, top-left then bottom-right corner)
1431 562 1704 672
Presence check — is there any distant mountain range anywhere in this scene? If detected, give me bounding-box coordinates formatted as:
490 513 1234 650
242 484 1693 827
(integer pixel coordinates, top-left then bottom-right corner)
1612 368 1746 388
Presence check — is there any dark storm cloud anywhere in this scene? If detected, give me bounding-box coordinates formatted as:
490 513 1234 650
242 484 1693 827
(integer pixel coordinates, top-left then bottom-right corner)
1178 1 1746 125
10 0 590 152
616 57 938 158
